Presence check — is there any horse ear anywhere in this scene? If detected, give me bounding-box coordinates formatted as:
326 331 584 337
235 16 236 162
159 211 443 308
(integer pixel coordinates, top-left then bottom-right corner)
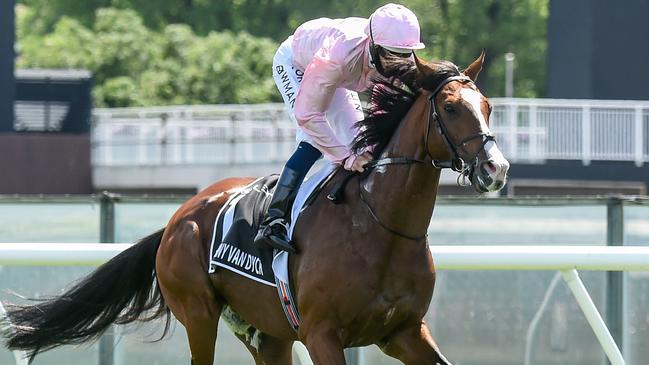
463 49 486 81
414 55 437 89
414 54 435 75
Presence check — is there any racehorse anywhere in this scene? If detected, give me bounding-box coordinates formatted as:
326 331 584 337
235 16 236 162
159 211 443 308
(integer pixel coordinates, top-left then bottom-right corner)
3 51 509 365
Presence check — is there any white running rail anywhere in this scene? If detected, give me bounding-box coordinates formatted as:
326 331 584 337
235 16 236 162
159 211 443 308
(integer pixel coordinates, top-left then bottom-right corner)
3 244 649 365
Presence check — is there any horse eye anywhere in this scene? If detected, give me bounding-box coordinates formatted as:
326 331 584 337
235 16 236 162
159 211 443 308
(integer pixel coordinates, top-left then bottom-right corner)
444 105 455 114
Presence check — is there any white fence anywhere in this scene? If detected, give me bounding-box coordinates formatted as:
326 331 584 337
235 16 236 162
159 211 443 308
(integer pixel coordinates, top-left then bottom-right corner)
91 98 649 167
2 244 649 365
490 98 649 166
92 104 296 166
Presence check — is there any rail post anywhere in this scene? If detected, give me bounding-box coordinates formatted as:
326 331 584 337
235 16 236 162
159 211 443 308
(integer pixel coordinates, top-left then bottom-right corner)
99 192 118 365
160 113 169 165
582 106 591 165
606 197 624 365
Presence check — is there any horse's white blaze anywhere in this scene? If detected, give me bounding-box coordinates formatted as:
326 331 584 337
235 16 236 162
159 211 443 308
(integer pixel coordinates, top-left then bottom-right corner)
485 140 509 168
460 88 490 134
460 88 510 188
460 88 507 165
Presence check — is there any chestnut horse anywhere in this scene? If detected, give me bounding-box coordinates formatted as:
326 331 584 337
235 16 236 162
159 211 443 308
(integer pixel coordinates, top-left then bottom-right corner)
3 52 509 364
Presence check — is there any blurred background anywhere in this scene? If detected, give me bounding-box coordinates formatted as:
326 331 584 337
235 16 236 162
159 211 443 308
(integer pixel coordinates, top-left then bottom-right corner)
1 0 648 364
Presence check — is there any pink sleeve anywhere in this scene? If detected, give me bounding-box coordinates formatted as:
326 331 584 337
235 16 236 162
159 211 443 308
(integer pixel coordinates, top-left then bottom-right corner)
294 53 351 163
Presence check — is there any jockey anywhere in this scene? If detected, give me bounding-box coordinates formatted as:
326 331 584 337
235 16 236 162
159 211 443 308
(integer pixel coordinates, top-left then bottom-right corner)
254 3 426 253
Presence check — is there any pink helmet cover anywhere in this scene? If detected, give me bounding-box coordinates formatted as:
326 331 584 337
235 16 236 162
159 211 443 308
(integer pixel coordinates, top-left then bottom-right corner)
367 3 425 50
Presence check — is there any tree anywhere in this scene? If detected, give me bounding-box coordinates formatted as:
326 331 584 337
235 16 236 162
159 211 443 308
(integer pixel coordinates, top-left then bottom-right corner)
17 0 296 40
16 7 279 107
414 0 548 97
282 0 548 97
15 1 549 106
16 6 97 70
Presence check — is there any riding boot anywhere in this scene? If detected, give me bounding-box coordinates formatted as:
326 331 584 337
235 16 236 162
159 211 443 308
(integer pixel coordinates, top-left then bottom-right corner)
254 167 303 253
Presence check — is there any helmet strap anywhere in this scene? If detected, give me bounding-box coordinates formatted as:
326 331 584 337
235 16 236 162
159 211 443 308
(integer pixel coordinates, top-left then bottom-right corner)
369 17 387 77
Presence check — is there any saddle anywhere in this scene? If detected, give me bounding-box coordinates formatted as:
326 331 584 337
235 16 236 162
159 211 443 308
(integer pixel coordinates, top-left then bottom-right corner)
208 164 340 284
208 175 278 285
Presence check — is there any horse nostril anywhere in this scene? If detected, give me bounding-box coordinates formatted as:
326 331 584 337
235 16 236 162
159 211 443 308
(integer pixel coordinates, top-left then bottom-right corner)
481 161 498 175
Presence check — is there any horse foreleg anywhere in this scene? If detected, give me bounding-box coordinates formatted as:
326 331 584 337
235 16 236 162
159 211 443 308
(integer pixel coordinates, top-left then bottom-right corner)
381 321 453 365
303 326 346 365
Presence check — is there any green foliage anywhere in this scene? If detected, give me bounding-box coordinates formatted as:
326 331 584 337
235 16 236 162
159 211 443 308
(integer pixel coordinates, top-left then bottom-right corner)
15 0 548 106
290 0 548 97
420 0 549 97
16 7 96 70
18 0 297 39
94 76 141 107
16 7 279 107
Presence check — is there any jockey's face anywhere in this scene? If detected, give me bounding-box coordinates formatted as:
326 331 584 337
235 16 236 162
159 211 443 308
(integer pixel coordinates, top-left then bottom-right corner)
379 47 415 66
383 49 413 59
370 45 415 77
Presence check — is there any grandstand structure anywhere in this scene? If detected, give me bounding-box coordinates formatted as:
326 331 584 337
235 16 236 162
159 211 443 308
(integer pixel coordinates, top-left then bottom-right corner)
0 69 93 194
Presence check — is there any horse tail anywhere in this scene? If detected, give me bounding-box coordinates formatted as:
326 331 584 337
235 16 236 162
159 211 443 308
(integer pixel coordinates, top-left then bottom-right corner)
2 228 170 360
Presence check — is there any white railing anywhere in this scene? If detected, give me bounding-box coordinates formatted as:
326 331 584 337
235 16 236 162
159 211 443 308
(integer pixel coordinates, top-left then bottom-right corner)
491 98 649 166
2 244 649 365
91 98 649 167
91 104 296 166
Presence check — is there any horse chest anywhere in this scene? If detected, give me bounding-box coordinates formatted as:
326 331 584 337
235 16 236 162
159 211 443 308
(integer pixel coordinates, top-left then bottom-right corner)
343 257 435 344
377 270 434 316
343 293 427 346
297 235 436 345
375 246 435 299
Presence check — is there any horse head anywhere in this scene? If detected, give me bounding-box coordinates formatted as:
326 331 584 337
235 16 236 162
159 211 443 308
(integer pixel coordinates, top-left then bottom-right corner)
415 50 510 193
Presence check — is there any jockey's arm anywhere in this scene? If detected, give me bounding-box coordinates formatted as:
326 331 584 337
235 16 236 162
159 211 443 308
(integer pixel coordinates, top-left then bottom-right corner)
294 54 352 164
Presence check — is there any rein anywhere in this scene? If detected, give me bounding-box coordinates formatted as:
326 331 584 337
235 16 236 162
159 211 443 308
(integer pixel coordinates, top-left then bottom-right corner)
357 75 496 241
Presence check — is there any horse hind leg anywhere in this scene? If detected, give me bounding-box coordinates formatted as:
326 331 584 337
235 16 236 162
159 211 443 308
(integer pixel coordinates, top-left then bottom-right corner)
157 221 223 365
223 305 294 364
163 280 223 365
234 331 294 365
381 321 453 365
161 278 221 365
185 303 221 365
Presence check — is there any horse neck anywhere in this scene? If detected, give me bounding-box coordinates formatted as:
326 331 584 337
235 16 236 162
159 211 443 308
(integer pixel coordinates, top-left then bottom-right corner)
362 96 443 239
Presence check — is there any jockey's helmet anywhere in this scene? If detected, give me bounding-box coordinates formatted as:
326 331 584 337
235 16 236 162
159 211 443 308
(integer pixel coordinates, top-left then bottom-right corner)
367 3 426 54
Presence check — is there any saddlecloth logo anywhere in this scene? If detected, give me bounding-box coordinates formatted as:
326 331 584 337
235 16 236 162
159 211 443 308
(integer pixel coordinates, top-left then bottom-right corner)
213 243 264 276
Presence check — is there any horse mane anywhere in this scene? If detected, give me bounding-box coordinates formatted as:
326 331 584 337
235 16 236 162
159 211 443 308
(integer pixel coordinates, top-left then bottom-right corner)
351 58 462 156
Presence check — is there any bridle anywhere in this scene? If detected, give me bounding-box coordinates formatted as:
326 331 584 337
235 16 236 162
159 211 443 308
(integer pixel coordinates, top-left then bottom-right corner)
426 75 496 174
359 75 497 241
366 75 495 173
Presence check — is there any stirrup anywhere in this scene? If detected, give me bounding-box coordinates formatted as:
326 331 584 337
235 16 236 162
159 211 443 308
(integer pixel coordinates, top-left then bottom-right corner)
254 220 297 253
262 220 296 253
267 235 296 253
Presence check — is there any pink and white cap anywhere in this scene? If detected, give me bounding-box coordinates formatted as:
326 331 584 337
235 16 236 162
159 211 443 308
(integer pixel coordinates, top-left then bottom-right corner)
367 3 426 52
